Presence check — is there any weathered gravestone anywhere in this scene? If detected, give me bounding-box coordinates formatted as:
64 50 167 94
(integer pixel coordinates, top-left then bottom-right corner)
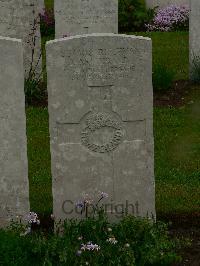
189 0 200 79
0 37 29 227
55 0 118 38
0 0 44 78
47 34 155 221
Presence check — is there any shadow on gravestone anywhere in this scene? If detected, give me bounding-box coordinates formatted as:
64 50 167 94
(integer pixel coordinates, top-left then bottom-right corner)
46 33 156 222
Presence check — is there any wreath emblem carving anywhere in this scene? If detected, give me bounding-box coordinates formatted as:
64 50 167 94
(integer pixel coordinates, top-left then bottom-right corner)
81 112 123 153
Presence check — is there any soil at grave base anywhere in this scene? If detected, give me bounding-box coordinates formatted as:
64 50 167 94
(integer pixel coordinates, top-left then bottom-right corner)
158 212 200 266
154 80 195 107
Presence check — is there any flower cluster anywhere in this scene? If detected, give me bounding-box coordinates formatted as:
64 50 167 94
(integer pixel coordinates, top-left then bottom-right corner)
146 5 189 32
76 191 108 218
39 8 55 36
25 212 40 225
76 242 100 255
81 242 101 251
106 237 118 245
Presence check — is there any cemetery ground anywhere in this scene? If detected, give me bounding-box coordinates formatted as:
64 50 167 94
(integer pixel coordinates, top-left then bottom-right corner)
0 0 199 263
27 31 200 265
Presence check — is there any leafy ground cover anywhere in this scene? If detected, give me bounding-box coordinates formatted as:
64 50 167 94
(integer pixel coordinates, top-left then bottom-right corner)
134 31 189 81
0 216 182 266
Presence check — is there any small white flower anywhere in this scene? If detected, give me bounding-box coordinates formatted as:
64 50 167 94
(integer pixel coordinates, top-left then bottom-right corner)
20 227 31 236
78 236 83 241
76 250 82 256
81 242 100 251
124 243 130 248
99 191 109 199
106 237 118 245
25 212 40 225
107 227 112 232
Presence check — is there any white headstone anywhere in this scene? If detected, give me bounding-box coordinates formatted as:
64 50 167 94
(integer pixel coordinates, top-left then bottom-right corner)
55 0 118 38
47 34 155 221
189 0 200 79
0 0 44 78
0 37 29 227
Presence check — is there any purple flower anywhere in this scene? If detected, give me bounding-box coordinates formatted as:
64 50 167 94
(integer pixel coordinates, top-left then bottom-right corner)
81 242 100 251
100 192 109 199
24 212 40 225
39 8 54 27
76 201 84 208
146 4 189 32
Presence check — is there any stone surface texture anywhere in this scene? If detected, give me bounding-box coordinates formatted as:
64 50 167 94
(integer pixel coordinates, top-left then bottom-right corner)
55 0 118 38
0 0 44 77
47 34 155 221
189 0 200 77
146 0 189 8
0 37 29 227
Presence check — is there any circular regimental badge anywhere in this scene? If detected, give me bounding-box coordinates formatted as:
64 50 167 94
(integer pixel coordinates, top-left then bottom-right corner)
81 112 123 153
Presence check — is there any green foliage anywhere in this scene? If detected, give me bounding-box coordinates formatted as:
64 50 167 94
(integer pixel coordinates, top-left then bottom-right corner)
44 0 53 9
130 31 188 81
26 107 52 215
0 216 182 265
24 78 46 106
153 64 175 91
119 0 155 32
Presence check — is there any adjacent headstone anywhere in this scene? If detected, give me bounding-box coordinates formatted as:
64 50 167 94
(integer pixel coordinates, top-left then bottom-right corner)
55 0 118 38
47 34 155 221
146 0 189 8
189 0 200 79
0 37 29 227
0 0 44 78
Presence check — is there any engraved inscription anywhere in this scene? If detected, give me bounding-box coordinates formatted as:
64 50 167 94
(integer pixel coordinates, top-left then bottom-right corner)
55 0 118 36
81 112 123 153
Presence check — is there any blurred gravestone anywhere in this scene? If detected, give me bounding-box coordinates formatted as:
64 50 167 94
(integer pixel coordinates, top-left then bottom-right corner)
55 0 118 38
47 34 156 221
190 0 200 80
0 0 44 78
0 37 29 227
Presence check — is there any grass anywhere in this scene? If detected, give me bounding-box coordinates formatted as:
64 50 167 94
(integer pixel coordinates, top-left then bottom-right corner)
134 32 189 81
154 98 200 215
26 88 200 217
44 0 53 9
26 108 52 214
